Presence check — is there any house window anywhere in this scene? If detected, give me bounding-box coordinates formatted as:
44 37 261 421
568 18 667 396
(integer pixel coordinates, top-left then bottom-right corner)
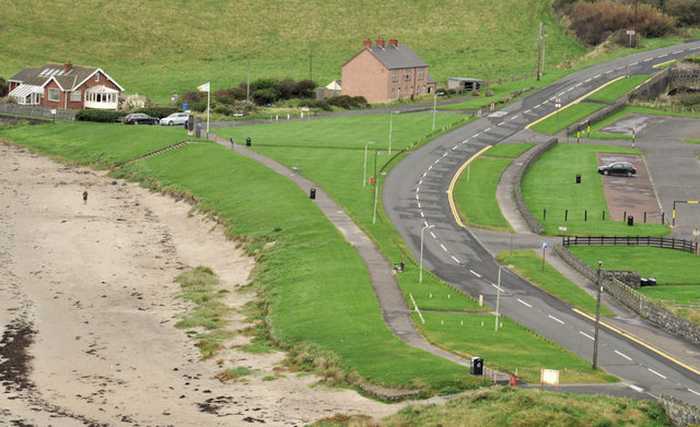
48 88 60 102
95 73 100 82
70 90 81 102
404 73 411 81
418 70 424 80
391 70 399 83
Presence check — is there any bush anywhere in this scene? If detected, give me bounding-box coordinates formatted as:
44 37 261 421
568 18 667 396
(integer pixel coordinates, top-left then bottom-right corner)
294 80 317 98
298 99 332 111
76 109 126 123
252 87 279 105
215 86 246 105
135 106 179 118
0 77 7 98
213 103 234 115
667 0 700 26
569 1 676 45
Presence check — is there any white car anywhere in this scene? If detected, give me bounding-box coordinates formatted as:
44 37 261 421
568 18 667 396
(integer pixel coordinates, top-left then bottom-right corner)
160 112 189 126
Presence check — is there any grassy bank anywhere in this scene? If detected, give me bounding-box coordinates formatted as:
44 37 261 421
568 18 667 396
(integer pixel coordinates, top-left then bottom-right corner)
530 102 604 135
522 143 669 236
453 143 533 231
498 250 614 317
587 74 650 104
1 122 479 393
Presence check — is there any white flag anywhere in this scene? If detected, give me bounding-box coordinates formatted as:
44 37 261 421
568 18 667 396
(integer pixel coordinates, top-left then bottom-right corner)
197 82 210 93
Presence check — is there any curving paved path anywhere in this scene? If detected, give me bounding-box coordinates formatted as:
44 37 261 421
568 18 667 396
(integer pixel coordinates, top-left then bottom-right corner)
384 41 700 405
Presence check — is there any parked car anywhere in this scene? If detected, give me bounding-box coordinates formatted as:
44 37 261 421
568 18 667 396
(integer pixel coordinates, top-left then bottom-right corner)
435 89 447 97
597 161 637 177
159 112 189 126
123 113 159 125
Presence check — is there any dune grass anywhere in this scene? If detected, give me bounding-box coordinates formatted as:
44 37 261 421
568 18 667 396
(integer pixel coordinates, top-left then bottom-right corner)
453 143 533 231
522 143 669 236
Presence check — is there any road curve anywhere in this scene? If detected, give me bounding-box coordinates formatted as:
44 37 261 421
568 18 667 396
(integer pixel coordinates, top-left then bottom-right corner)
384 41 700 405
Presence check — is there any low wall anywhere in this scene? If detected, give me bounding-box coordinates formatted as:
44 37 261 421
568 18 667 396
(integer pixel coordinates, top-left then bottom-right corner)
0 103 76 121
511 138 558 234
553 244 700 345
660 395 700 427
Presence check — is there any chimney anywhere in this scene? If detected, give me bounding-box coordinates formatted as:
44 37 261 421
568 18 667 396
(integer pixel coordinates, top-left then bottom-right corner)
63 62 72 73
363 38 372 49
375 36 385 48
388 38 399 48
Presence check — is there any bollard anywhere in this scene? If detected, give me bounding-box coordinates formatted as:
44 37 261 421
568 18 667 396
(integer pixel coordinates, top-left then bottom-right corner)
627 215 634 226
602 211 606 221
623 211 627 221
584 210 587 222
662 212 665 224
576 174 581 184
309 188 316 200
543 208 547 221
564 209 568 222
245 137 252 147
644 212 647 223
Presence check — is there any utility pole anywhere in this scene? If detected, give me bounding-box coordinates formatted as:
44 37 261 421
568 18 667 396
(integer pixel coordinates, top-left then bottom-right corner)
634 0 639 48
592 261 603 370
536 22 545 81
309 44 314 81
246 58 251 103
495 266 502 332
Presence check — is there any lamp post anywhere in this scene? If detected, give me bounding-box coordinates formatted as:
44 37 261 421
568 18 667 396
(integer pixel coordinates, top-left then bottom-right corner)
388 111 399 155
363 141 375 188
419 224 435 283
495 266 502 332
592 260 603 370
432 92 437 131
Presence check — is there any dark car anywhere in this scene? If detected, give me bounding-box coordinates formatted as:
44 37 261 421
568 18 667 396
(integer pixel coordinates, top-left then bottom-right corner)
598 161 637 177
123 113 159 125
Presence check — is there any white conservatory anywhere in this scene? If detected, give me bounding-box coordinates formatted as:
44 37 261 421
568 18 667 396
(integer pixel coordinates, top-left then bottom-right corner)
84 85 120 110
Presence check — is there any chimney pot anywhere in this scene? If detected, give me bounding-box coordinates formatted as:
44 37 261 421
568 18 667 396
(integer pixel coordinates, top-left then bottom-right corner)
363 38 372 49
376 36 385 48
388 38 399 47
63 62 72 72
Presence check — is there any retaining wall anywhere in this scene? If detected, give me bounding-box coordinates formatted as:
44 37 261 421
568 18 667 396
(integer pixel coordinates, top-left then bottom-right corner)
511 138 558 234
660 395 700 427
553 244 700 345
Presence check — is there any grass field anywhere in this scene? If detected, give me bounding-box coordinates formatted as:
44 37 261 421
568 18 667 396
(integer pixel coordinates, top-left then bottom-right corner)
416 312 616 384
530 102 605 135
0 0 585 103
522 143 669 236
313 387 672 427
1 122 483 393
498 250 614 317
453 143 533 231
586 75 650 104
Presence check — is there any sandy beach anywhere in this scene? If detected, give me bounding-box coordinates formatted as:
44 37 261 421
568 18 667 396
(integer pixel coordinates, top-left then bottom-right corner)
0 143 397 426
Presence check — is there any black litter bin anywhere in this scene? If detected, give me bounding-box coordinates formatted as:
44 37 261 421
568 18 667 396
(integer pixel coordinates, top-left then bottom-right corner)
576 174 581 184
627 216 634 226
647 277 657 286
640 278 649 287
470 357 484 376
309 188 317 200
246 137 252 147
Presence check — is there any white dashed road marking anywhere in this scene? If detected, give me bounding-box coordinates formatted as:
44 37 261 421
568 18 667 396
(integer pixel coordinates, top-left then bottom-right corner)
451 256 460 263
430 231 436 239
688 388 700 397
580 331 595 341
628 385 644 393
614 350 632 361
548 315 565 325
648 368 667 380
440 244 448 252
469 269 482 278
517 298 532 308
420 211 424 218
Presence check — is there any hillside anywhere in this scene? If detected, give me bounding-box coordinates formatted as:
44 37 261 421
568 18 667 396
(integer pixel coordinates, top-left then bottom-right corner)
0 0 584 102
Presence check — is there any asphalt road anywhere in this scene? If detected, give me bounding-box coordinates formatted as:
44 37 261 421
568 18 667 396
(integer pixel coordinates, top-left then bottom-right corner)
384 41 700 404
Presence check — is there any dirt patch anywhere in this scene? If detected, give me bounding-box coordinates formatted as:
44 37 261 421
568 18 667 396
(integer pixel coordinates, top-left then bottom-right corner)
0 143 401 425
597 153 662 223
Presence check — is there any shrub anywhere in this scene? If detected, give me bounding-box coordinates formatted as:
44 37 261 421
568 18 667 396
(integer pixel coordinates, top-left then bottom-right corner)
294 80 317 98
252 87 279 105
75 109 126 123
215 86 246 105
135 106 179 118
326 95 368 110
299 99 332 111
213 103 234 115
0 77 7 97
667 0 700 26
569 1 676 45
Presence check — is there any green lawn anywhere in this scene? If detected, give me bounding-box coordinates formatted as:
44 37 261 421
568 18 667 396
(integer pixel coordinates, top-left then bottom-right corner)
0 122 188 167
531 102 605 135
453 143 533 231
522 143 669 236
587 75 650 104
416 312 616 384
2 123 481 393
498 250 613 317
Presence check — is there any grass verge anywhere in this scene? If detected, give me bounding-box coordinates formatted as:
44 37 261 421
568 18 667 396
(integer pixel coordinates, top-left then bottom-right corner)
522 143 669 236
530 102 605 135
453 143 533 231
586 74 650 104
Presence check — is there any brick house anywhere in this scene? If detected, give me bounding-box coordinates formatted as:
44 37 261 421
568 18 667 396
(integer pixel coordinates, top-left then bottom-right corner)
8 63 124 110
341 38 435 103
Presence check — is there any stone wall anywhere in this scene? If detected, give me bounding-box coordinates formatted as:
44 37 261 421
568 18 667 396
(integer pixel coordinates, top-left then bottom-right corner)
553 244 700 345
511 138 558 234
660 395 700 427
607 270 641 289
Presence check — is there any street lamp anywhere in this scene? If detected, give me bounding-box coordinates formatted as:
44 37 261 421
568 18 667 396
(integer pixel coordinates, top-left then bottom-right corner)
592 260 603 370
363 141 375 188
419 224 435 283
495 266 502 332
432 92 437 131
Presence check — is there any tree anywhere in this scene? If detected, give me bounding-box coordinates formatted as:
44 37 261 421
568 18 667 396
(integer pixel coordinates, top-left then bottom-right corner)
0 77 8 98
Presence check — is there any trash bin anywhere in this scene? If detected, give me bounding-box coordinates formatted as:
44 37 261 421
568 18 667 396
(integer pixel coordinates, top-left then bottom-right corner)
470 357 484 376
627 215 634 226
647 277 657 286
640 277 649 287
309 188 316 200
576 174 581 184
246 137 252 147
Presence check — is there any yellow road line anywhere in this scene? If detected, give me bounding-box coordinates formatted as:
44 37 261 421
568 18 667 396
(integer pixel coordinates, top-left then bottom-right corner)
572 308 700 376
447 145 493 228
653 59 677 69
526 75 626 130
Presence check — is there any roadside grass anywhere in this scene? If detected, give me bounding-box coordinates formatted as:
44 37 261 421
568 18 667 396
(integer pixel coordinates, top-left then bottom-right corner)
569 246 700 308
497 250 614 317
175 266 234 359
586 74 650 104
530 102 604 135
588 105 700 141
522 143 670 236
415 312 616 384
453 143 533 231
0 122 186 168
312 387 672 427
3 123 480 393
686 139 700 144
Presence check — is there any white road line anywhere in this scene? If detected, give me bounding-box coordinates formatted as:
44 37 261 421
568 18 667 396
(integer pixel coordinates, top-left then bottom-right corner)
594 74 601 78
416 186 420 193
614 350 632 361
461 139 470 144
672 50 683 55
548 315 565 325
430 231 436 239
442 152 448 158
584 78 592 83
517 298 532 308
580 331 595 341
422 172 427 177
688 388 700 397
523 109 531 114
483 127 492 133
420 211 424 218
491 283 504 292
643 57 653 62
648 368 667 379
510 114 519 120
452 145 459 150
428 165 434 170
473 132 481 137
418 179 423 185
417 201 421 209
450 255 460 263
630 61 639 66
423 221 429 227
469 269 482 278
415 194 419 201
440 244 448 252
628 384 644 393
